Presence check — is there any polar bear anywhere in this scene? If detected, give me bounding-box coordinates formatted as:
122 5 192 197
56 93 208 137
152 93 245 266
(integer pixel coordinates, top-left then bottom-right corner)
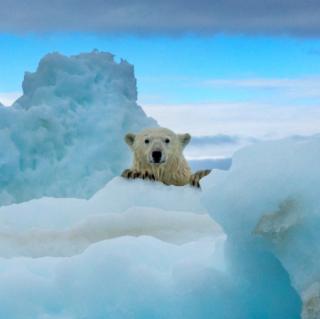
121 127 211 188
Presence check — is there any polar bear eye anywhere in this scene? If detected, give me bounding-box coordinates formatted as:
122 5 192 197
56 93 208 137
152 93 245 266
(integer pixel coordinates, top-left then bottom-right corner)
144 138 150 144
165 138 170 144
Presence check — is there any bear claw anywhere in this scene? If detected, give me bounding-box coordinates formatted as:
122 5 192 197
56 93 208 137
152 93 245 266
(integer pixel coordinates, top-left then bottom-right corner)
142 171 155 181
121 169 140 179
189 169 212 188
121 169 131 179
121 169 155 181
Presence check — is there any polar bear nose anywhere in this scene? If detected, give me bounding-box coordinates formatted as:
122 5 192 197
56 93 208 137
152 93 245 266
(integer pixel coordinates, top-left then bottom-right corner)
152 151 162 163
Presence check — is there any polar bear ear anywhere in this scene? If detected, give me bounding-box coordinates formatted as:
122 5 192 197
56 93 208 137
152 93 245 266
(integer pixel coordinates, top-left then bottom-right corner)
125 133 136 148
178 133 191 148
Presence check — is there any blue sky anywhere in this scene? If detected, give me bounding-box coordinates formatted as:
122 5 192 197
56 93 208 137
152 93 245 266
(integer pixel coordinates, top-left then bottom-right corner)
1 33 320 100
1 33 320 147
1 0 320 159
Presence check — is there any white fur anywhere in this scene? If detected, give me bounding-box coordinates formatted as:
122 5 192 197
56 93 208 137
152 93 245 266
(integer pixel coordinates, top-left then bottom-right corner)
125 127 192 186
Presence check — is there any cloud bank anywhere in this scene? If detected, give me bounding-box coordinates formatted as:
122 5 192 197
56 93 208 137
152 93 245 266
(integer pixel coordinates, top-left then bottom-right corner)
204 77 320 99
1 0 320 36
191 134 241 146
0 92 21 106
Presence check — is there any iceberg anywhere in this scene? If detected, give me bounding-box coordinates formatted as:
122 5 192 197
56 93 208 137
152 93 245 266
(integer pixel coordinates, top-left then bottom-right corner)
0 178 226 319
4 132 317 318
1 135 316 318
0 168 302 319
0 178 222 258
202 134 320 319
0 51 318 318
0 51 156 206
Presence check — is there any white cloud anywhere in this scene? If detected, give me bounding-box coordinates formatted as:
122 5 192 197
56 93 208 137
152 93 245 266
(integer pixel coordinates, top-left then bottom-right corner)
203 77 320 99
143 101 320 138
0 92 21 106
142 101 320 158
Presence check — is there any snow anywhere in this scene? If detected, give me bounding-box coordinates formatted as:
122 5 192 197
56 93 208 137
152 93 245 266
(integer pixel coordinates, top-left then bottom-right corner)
2 134 317 317
0 178 225 319
0 51 318 318
0 237 223 319
202 134 320 319
0 178 221 258
0 51 156 206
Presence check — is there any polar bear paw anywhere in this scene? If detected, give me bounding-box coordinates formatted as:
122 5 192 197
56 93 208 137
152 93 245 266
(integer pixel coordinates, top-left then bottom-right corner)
121 169 156 181
189 169 212 188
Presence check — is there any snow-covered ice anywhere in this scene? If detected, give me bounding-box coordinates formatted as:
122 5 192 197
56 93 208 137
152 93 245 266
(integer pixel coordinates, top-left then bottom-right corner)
0 51 319 319
0 51 156 206
202 134 320 319
2 134 318 317
0 178 222 258
0 178 226 319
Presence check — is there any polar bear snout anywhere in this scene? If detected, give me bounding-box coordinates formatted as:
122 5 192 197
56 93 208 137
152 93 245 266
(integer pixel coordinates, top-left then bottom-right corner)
151 150 163 164
149 148 166 164
144 139 168 164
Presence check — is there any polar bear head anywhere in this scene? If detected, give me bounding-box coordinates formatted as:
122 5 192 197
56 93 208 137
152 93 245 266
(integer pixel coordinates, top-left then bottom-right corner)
125 127 191 167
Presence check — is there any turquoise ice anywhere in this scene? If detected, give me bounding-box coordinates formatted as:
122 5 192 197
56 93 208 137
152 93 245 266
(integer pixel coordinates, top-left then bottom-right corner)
0 51 156 205
0 51 318 318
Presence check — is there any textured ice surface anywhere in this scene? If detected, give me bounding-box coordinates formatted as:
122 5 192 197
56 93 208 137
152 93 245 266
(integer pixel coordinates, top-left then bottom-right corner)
1 134 316 318
0 178 220 258
0 178 227 319
202 134 320 319
0 237 223 319
0 51 156 206
0 51 318 318
0 172 301 319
